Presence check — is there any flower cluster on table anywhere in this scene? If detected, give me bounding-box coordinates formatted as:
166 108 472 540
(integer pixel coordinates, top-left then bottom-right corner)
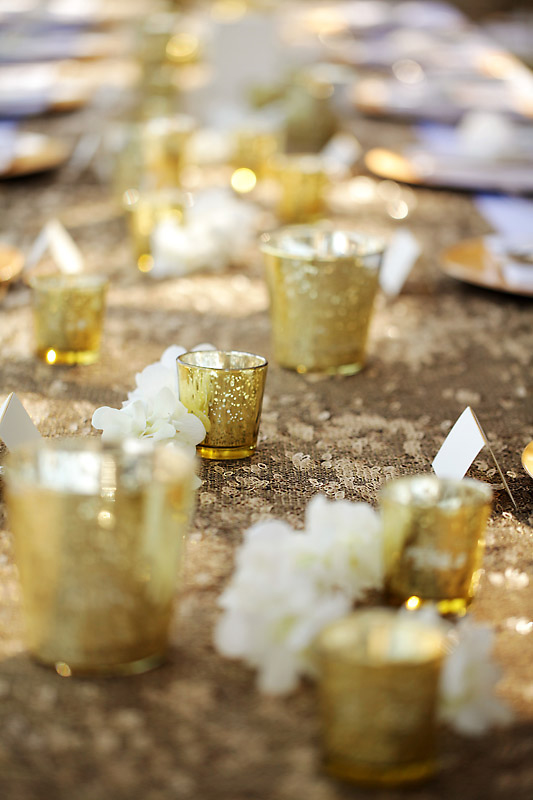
92 343 213 457
215 494 512 737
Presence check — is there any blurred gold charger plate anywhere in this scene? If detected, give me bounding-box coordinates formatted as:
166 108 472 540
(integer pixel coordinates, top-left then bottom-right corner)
0 244 24 300
0 133 70 179
522 442 533 480
439 237 533 297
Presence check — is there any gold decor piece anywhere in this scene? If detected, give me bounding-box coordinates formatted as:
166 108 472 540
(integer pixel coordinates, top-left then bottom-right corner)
260 226 384 374
522 441 533 480
30 274 108 365
122 187 186 272
5 439 196 676
271 153 328 223
316 609 445 786
380 475 493 615
177 350 268 460
232 126 283 181
142 114 196 188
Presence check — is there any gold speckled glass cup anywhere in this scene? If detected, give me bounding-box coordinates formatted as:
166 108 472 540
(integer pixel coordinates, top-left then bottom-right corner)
5 439 197 677
122 187 186 273
177 350 268 460
271 154 328 223
380 475 493 615
260 226 384 374
316 609 445 787
30 273 108 365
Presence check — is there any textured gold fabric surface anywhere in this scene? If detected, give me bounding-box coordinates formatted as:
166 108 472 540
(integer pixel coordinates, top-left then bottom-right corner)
0 112 532 799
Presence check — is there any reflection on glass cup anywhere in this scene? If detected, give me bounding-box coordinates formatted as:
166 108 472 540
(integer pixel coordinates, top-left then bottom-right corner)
316 609 445 786
271 154 328 223
260 226 384 374
177 350 268 460
5 439 197 676
30 274 108 366
380 475 493 615
123 187 186 273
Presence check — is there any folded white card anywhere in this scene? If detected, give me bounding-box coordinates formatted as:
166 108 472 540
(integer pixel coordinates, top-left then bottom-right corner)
432 406 485 480
379 228 421 297
26 219 84 275
0 392 42 450
433 406 516 507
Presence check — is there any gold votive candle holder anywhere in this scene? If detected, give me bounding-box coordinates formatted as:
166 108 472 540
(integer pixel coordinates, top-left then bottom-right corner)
260 226 384 374
123 187 186 273
30 273 108 366
177 350 268 460
143 114 196 188
5 439 196 676
271 154 329 223
380 475 493 615
232 124 284 181
316 609 446 787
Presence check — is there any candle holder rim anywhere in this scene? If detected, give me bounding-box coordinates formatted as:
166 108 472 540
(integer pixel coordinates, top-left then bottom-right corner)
28 273 109 290
379 474 493 507
259 225 386 261
5 437 196 486
314 609 446 667
177 349 268 372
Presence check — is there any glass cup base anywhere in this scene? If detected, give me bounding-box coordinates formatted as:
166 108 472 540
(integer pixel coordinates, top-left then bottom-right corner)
36 347 100 366
324 755 437 787
290 361 365 376
33 651 166 678
388 592 471 617
197 444 256 460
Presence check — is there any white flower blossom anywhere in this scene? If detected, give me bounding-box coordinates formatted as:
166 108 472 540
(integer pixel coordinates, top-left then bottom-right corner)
92 343 214 457
151 189 260 278
127 343 214 403
214 497 383 694
399 605 512 736
439 617 513 736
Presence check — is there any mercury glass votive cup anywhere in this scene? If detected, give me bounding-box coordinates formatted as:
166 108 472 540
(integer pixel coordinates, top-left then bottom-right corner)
271 154 329 223
316 609 446 786
260 226 385 374
177 350 268 460
5 439 196 677
380 475 493 615
30 273 108 365
123 187 186 273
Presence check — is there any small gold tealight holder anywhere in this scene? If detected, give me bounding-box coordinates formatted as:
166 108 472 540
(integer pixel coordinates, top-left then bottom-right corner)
271 153 329 223
380 475 493 615
122 187 186 273
30 273 108 365
5 439 197 676
177 350 268 460
143 114 196 189
260 225 384 374
316 609 446 787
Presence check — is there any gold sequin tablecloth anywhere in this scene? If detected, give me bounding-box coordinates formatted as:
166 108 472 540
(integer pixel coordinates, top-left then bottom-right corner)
0 113 533 800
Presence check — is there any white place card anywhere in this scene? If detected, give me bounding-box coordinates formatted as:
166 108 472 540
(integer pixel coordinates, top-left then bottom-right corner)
0 393 42 450
432 406 516 508
26 219 84 275
379 229 421 297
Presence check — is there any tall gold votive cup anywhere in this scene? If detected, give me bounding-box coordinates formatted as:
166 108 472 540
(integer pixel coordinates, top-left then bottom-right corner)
177 350 268 460
30 274 108 365
271 154 329 223
381 475 493 615
316 609 445 786
5 439 197 676
260 226 384 374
